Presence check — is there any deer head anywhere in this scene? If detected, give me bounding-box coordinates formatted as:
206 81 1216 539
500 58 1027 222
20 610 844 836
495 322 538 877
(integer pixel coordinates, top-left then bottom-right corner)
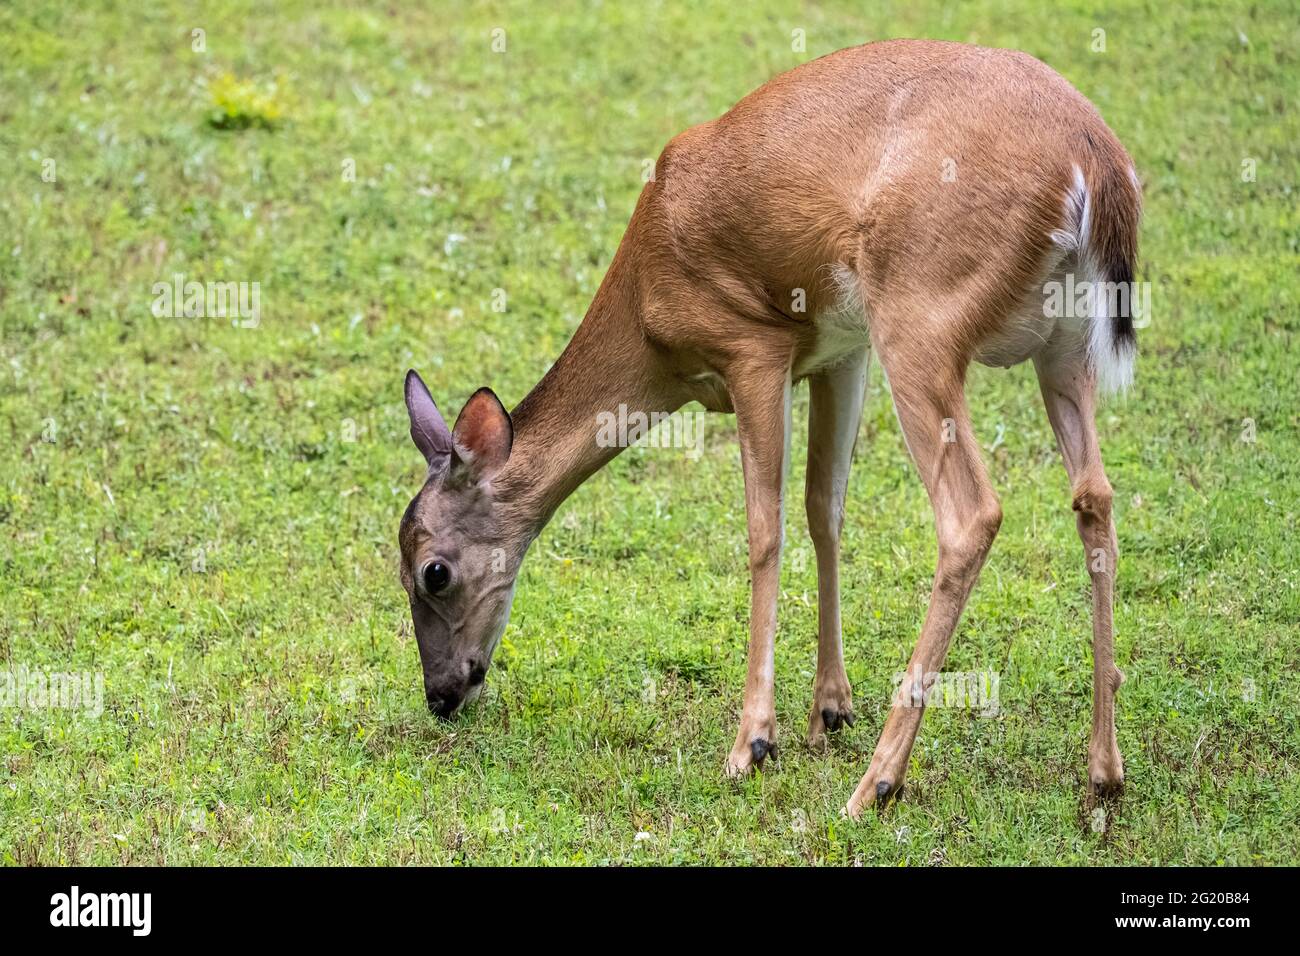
398 369 527 718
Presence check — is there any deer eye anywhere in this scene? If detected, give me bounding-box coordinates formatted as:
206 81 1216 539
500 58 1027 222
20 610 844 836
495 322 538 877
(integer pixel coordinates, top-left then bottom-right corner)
422 561 451 594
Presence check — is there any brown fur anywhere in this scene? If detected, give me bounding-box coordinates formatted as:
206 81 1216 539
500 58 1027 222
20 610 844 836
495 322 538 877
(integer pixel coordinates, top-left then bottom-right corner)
401 39 1141 813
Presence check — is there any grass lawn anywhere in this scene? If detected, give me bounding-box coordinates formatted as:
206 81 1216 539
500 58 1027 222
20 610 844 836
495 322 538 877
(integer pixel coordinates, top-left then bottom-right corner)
1 0 1297 865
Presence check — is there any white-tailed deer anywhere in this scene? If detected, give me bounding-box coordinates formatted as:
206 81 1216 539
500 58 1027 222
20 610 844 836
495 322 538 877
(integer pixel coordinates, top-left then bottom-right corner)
399 39 1140 817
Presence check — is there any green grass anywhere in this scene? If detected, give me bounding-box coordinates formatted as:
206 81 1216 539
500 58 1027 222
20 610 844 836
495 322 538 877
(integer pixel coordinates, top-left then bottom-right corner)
1 0 1297 865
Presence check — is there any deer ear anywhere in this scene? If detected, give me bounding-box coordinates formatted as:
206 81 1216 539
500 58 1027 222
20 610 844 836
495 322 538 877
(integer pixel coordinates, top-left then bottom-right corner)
451 387 513 481
405 369 453 464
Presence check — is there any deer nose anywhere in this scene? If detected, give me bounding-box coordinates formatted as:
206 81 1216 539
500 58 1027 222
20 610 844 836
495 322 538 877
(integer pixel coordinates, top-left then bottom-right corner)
426 691 461 720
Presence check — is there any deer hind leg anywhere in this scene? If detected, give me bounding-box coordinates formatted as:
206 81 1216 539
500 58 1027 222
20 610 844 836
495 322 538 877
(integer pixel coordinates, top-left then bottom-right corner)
805 348 870 749
845 346 1001 818
724 358 793 777
1034 348 1125 794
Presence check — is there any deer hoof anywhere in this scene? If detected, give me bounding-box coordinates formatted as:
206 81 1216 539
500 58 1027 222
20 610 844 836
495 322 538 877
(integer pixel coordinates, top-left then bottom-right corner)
818 706 856 732
1089 776 1125 798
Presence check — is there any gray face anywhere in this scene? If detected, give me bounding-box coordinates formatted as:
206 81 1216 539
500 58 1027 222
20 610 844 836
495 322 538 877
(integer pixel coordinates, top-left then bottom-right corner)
398 473 520 718
399 370 520 719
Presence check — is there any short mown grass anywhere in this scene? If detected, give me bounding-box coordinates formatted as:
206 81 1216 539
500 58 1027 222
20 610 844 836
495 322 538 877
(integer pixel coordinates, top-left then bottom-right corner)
1 0 1297 864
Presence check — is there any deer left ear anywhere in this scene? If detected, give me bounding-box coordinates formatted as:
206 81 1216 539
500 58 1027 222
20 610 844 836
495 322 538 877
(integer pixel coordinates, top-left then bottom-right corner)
451 387 513 481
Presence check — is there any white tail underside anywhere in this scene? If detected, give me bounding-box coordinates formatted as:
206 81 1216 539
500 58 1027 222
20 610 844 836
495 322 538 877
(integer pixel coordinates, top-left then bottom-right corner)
1055 165 1136 394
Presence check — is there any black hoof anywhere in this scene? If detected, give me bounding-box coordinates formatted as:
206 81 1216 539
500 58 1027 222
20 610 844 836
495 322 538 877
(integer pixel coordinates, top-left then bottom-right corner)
876 780 893 801
751 738 775 766
1090 777 1125 798
819 707 855 734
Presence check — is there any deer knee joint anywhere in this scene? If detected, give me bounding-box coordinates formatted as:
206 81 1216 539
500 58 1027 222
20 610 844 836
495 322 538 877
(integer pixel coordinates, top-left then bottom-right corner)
938 500 1001 585
748 532 783 575
805 488 843 550
963 500 1003 557
1072 479 1113 526
1072 478 1117 576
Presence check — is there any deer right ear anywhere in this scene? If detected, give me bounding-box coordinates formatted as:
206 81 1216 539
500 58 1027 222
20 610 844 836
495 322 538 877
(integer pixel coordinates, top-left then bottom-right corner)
404 369 453 465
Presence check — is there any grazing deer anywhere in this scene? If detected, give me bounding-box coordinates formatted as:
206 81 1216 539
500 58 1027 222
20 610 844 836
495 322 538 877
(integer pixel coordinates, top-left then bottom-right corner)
399 39 1140 816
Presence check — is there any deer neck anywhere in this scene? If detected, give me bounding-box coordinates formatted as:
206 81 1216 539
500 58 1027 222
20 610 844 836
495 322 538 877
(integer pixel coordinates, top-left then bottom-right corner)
496 246 681 538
